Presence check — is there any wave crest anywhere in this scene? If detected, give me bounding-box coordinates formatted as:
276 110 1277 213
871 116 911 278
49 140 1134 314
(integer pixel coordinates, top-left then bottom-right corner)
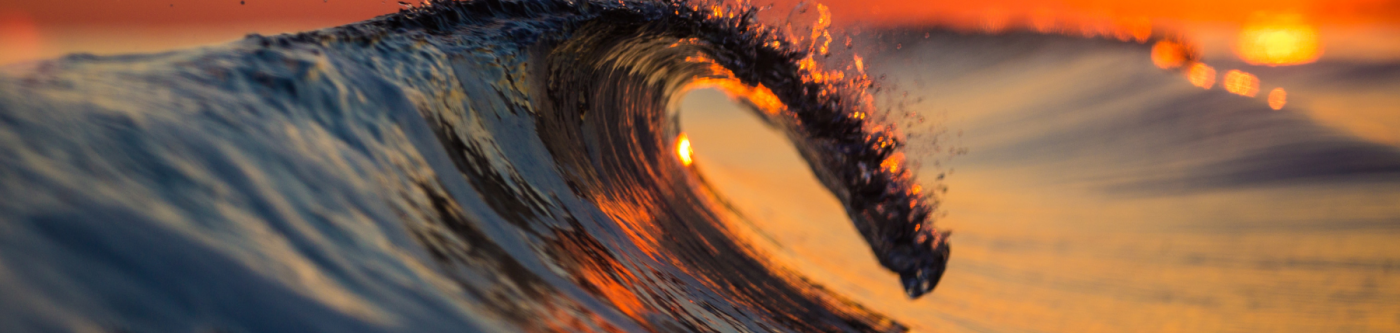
0 0 945 331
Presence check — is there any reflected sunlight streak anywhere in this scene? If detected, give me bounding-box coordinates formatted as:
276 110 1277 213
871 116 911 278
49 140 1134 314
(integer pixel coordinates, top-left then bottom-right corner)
1151 40 1190 69
1187 63 1216 89
1223 69 1260 97
1268 87 1288 110
677 133 694 166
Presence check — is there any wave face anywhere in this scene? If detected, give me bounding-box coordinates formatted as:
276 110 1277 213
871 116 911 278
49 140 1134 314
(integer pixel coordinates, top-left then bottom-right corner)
0 0 946 331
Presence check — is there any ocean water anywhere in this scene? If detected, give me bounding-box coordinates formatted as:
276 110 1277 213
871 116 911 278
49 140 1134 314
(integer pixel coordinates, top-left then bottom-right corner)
3 0 1399 332
682 30 1400 332
0 1 941 332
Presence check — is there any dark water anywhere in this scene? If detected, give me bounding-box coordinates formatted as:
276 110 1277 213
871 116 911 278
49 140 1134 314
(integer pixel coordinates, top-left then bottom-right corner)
0 0 945 332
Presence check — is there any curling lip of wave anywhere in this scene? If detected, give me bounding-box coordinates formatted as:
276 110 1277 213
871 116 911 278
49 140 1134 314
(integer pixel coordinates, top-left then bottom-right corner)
366 0 948 299
0 0 944 331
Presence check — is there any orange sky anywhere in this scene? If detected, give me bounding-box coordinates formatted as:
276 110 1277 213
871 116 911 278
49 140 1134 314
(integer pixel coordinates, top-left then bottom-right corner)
806 0 1400 27
1 0 1397 65
0 0 396 27
3 0 1396 28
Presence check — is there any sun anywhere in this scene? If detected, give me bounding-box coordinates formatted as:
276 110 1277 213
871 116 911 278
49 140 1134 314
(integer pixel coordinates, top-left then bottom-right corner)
1235 13 1322 66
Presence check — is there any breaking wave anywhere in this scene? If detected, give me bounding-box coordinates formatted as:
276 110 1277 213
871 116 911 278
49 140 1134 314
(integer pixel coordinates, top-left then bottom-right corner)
0 0 946 331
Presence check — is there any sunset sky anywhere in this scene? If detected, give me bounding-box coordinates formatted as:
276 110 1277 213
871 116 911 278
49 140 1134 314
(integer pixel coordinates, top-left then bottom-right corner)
3 0 1397 26
813 0 1400 26
2 0 1398 64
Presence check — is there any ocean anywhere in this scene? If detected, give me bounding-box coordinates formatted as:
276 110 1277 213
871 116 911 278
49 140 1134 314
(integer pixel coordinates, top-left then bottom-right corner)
2 0 1398 332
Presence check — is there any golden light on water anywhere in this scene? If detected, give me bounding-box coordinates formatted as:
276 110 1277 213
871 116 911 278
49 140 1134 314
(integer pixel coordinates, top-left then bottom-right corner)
684 55 787 115
1223 70 1260 97
1236 13 1322 66
688 77 786 115
677 133 694 166
1151 40 1189 69
1268 87 1287 110
1187 63 1216 89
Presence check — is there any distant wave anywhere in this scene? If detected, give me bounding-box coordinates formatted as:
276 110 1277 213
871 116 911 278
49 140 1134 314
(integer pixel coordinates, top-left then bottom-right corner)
0 0 946 331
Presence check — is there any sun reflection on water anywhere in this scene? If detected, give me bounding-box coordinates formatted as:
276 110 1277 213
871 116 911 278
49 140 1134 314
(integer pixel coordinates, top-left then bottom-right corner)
1151 40 1191 69
677 133 694 166
1187 63 1216 89
1223 69 1260 97
1268 87 1288 110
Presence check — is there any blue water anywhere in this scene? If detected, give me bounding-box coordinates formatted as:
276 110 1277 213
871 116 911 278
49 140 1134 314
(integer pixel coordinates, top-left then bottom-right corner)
0 0 941 331
7 1 1397 332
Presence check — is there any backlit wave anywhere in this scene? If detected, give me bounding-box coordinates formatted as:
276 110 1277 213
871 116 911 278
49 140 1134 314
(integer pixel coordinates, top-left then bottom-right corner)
0 0 946 331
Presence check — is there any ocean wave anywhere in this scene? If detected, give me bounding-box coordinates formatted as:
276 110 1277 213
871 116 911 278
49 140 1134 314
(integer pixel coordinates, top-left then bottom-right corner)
0 0 944 331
